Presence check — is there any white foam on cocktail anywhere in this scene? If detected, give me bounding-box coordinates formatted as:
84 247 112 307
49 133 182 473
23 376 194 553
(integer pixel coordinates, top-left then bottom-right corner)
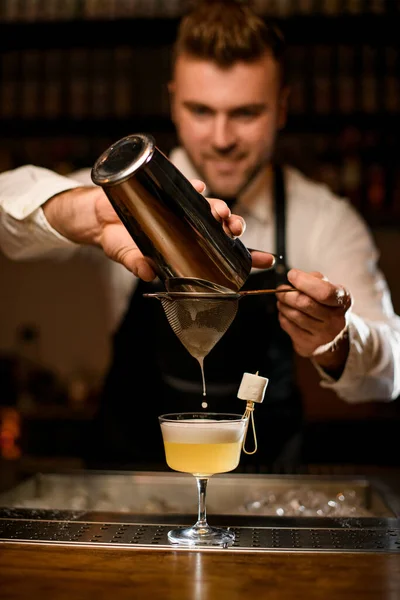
161 419 246 444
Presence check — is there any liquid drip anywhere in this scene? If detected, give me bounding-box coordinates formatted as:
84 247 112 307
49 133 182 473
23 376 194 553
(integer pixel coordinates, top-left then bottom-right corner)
198 357 207 396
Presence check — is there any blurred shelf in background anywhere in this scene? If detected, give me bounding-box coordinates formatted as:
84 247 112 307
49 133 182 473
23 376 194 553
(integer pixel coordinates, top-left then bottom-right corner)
0 0 398 224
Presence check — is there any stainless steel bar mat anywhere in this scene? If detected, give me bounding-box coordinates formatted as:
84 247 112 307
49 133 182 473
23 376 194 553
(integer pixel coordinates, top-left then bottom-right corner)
1 516 399 553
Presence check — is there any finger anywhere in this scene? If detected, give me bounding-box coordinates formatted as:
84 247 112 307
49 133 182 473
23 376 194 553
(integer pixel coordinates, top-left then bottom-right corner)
207 198 232 222
250 250 276 269
101 224 157 280
277 294 324 332
206 197 246 237
136 257 157 281
287 269 352 309
276 290 328 321
278 311 314 345
222 215 245 238
118 248 156 281
190 179 207 194
309 271 329 282
277 299 323 331
279 305 347 355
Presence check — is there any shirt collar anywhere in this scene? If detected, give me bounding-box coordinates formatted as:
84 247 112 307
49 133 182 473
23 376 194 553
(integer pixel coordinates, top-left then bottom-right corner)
169 147 273 225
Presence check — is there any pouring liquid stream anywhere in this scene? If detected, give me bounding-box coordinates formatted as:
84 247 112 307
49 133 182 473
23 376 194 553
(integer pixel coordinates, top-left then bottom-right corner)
198 358 209 408
198 358 207 401
177 327 214 406
194 356 208 408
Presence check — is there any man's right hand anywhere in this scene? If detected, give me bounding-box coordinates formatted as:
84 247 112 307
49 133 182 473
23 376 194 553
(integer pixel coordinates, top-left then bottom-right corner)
44 185 159 280
44 181 275 280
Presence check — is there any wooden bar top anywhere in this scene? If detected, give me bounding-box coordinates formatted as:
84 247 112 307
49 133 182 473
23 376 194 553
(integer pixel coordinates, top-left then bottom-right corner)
1 543 399 600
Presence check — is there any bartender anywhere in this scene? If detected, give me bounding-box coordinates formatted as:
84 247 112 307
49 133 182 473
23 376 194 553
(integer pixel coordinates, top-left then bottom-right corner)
0 1 399 472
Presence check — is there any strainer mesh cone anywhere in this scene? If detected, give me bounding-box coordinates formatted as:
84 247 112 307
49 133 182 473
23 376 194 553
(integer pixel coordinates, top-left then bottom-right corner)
160 296 239 359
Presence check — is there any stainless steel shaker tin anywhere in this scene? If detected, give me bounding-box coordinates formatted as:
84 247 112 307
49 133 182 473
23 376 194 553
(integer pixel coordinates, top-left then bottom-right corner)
91 132 252 290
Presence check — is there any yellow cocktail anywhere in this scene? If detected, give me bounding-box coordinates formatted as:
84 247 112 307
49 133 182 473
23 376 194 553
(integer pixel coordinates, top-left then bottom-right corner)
161 419 246 476
158 412 248 546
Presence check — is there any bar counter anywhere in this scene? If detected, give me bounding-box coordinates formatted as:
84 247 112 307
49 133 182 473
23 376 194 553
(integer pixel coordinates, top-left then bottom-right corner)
1 542 400 599
1 470 400 599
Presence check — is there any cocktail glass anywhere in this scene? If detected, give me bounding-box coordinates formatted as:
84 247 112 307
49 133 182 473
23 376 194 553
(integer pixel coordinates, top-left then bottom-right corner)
158 412 248 546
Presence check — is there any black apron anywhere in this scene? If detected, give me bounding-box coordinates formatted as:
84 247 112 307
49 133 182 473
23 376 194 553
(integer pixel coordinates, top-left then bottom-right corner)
86 166 304 473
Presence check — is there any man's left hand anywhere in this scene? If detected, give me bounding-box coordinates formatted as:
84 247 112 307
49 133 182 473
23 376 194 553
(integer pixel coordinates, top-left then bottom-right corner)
277 269 352 373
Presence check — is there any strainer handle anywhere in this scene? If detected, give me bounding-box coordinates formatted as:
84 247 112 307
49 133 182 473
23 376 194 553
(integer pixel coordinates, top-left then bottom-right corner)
238 287 297 296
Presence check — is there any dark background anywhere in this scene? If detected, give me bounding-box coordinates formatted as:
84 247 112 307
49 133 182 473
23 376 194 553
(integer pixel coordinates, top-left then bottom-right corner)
0 0 399 486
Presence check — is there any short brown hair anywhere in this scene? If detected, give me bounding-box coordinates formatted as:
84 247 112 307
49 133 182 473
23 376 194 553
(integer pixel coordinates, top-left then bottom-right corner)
172 0 286 77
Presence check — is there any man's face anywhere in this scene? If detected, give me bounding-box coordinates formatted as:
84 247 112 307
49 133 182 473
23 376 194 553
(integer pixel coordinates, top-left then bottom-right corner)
169 52 287 199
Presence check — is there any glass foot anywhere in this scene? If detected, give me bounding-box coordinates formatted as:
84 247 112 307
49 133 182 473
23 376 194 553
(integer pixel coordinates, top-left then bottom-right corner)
168 525 235 547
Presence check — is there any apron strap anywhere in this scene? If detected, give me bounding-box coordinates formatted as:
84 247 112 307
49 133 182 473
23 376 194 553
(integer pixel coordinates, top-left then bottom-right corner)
273 164 289 285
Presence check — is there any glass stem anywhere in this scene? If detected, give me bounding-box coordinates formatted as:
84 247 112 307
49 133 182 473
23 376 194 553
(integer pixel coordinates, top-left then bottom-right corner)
194 477 209 530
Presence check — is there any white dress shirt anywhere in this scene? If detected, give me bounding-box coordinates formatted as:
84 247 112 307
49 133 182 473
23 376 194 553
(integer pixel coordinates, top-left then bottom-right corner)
0 149 399 404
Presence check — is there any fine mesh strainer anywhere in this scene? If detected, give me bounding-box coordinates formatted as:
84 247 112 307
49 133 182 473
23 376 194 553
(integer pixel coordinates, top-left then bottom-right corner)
156 293 239 360
144 277 296 395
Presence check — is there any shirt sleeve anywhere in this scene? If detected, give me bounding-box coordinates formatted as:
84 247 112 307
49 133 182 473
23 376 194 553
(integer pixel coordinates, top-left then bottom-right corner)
304 186 400 403
0 164 81 260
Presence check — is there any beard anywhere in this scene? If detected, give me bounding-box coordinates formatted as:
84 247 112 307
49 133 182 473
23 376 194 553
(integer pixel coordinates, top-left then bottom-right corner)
184 148 272 203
